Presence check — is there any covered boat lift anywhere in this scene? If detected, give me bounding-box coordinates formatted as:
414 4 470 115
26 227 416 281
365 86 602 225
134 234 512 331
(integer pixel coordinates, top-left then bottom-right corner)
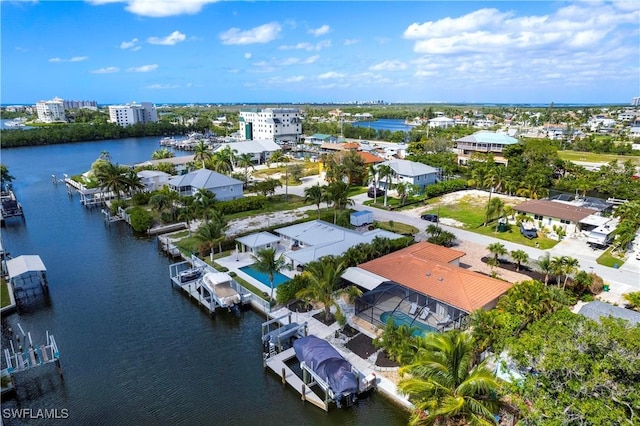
6 255 48 297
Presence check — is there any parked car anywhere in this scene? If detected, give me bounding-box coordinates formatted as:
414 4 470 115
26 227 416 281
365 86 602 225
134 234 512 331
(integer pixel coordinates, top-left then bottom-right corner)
420 214 439 222
367 187 385 198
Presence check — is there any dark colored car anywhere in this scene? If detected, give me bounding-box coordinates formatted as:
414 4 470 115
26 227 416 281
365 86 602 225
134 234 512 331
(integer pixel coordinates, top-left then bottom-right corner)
367 187 385 198
421 214 439 222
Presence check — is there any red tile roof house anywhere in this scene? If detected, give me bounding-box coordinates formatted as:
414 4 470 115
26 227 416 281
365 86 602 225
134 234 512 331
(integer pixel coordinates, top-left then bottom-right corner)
514 199 597 234
348 242 512 333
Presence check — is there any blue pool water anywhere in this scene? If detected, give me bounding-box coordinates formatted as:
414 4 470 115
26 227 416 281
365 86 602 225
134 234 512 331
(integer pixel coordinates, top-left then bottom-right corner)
239 264 291 287
380 311 438 337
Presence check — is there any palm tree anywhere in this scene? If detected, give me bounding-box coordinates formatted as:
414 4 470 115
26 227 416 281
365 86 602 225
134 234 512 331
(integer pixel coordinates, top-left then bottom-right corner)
194 188 217 220
484 197 504 227
304 184 325 219
177 205 196 236
195 216 227 258
252 248 288 310
395 181 409 206
537 253 553 286
377 164 394 207
486 242 507 264
151 148 175 160
367 164 379 204
561 256 580 290
236 153 255 184
399 330 501 426
510 249 529 272
549 256 566 286
122 169 144 196
211 145 236 174
296 258 348 322
325 181 353 224
193 140 212 169
94 162 126 199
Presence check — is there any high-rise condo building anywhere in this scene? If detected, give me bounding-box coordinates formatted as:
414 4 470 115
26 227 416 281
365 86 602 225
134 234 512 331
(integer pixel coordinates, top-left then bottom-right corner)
108 102 158 127
238 108 302 143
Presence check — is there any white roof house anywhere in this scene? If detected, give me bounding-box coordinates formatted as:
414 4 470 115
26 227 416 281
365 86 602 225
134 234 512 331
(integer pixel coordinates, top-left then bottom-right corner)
236 231 280 254
6 255 46 279
137 170 170 192
378 159 440 190
167 169 243 201
428 116 455 128
274 220 405 267
215 139 281 165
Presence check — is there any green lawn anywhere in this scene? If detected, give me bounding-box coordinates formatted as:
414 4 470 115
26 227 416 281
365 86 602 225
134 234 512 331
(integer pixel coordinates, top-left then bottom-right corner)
421 197 558 249
1 277 11 308
558 150 640 165
376 221 419 235
596 248 625 268
225 194 307 220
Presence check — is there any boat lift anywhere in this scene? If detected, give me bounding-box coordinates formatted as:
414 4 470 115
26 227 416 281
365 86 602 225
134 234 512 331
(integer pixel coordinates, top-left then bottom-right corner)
2 324 63 391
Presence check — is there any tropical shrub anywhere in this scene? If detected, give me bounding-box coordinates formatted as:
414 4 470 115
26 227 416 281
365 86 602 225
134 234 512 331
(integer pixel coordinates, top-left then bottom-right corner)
215 195 267 215
128 207 154 232
276 274 310 304
132 192 151 205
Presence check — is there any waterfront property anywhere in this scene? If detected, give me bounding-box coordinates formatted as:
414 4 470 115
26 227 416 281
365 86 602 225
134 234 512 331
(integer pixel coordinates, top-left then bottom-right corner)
167 168 243 201
236 231 281 255
272 220 405 269
214 139 281 165
352 242 512 332
239 108 303 143
137 170 170 192
454 130 519 165
305 133 337 145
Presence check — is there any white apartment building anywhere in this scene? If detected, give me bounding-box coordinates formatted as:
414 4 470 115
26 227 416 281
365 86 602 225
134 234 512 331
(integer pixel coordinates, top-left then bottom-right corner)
108 102 158 127
238 108 302 143
36 97 67 123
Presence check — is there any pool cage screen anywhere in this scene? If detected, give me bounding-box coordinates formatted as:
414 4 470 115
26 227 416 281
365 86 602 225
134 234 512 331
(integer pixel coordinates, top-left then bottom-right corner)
354 281 468 332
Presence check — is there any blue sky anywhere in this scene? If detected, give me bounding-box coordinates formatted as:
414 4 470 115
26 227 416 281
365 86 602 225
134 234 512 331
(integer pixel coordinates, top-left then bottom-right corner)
2 0 639 105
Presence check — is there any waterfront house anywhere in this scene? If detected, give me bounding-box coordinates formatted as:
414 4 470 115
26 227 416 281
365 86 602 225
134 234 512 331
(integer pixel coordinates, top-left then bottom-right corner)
377 159 440 191
305 134 338 145
454 130 519 165
137 170 170 192
273 220 404 269
427 116 455 129
167 168 243 201
236 232 281 255
135 155 195 175
351 242 512 332
215 139 281 165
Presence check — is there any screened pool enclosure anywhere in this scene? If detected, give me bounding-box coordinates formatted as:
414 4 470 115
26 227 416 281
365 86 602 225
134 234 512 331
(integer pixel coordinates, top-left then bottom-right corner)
354 282 469 334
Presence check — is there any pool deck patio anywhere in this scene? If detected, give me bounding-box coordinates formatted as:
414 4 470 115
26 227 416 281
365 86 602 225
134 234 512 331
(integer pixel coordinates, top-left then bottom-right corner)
216 251 299 296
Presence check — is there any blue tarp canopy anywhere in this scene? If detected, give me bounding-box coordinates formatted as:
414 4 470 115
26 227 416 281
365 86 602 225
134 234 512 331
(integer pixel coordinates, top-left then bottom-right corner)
293 336 358 396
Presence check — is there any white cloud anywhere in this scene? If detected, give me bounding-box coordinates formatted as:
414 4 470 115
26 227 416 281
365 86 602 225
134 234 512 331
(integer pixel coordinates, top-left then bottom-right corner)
50 56 88 63
87 0 218 17
318 71 345 80
369 60 407 71
244 52 252 59
278 40 331 52
90 66 120 74
404 8 512 39
120 38 140 50
127 64 158 72
308 24 330 37
344 39 358 46
146 83 180 89
148 31 186 46
302 55 319 64
220 22 281 45
285 75 305 82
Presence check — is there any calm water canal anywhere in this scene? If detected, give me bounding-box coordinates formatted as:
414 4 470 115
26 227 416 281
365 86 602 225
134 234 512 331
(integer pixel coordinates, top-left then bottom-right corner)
0 137 408 425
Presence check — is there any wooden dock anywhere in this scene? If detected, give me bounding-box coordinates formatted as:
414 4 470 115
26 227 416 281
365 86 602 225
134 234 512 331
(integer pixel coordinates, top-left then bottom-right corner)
264 347 328 411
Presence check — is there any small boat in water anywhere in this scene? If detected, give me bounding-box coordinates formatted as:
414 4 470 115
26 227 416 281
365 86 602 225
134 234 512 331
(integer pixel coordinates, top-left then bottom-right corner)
178 268 202 283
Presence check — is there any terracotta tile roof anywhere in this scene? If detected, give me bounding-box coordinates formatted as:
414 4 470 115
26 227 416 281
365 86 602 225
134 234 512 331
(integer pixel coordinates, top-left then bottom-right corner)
359 242 512 312
357 151 384 164
343 142 360 150
514 199 597 222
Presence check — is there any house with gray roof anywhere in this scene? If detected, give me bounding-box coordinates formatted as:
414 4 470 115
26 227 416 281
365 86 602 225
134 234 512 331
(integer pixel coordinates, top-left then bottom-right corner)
273 220 404 268
305 133 337 145
455 131 519 165
167 168 243 201
514 199 597 234
378 159 440 191
578 300 640 326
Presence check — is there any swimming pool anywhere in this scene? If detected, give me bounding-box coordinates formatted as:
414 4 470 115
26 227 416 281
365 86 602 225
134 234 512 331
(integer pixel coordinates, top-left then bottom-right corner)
239 264 291 288
379 311 438 337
